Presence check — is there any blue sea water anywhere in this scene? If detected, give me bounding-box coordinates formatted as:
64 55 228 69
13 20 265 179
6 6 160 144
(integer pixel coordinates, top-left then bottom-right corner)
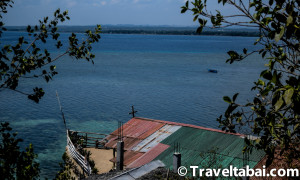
0 32 265 178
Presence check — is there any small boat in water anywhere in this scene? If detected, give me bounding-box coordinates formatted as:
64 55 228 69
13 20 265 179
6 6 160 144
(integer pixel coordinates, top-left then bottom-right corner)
208 69 218 73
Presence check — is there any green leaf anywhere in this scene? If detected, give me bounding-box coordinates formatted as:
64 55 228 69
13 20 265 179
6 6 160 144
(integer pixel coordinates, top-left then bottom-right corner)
274 97 284 111
274 26 284 42
261 84 273 96
232 93 239 102
262 51 267 58
193 15 199 22
198 18 204 25
50 65 56 71
269 0 273 6
294 123 299 131
287 129 291 137
283 88 294 106
181 7 187 13
253 12 258 19
257 79 265 86
196 26 203 34
223 96 232 103
271 71 278 84
286 15 293 26
260 70 272 80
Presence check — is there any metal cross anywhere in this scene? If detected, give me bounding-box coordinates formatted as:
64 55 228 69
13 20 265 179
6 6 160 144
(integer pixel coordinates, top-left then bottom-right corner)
129 105 137 118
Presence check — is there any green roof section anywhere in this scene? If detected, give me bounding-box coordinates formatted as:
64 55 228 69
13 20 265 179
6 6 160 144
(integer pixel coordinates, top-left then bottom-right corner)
155 127 265 170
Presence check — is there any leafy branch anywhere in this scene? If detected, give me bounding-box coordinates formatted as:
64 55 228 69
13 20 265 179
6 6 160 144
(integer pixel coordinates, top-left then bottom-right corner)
182 0 300 167
0 8 101 103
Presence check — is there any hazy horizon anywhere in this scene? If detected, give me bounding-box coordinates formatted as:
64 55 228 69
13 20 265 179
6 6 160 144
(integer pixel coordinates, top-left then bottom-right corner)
4 0 243 27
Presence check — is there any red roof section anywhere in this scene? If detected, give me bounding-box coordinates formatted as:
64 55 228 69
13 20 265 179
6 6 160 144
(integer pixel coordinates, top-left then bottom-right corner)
127 143 170 168
110 150 144 166
109 118 166 139
105 136 142 150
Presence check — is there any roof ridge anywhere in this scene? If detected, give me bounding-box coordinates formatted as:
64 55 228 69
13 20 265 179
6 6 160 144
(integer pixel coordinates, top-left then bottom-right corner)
133 117 244 137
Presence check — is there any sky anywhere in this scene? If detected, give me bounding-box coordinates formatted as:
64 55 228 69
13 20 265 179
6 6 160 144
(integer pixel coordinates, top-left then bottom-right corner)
3 0 237 26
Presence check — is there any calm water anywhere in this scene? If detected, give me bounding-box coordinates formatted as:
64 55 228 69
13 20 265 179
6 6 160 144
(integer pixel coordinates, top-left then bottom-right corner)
0 32 265 178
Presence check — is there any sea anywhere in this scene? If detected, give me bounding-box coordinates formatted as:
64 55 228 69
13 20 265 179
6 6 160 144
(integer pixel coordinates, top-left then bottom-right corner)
0 31 265 178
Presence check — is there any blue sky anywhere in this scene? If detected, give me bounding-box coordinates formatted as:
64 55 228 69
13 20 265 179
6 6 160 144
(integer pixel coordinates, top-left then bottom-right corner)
3 0 234 26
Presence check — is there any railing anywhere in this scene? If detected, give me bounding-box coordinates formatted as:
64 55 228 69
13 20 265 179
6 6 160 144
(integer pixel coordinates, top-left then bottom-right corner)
67 130 92 175
69 130 108 148
66 130 109 176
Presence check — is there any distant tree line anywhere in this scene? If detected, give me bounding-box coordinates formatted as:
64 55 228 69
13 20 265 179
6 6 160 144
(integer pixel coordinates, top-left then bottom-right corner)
101 30 259 36
5 26 260 37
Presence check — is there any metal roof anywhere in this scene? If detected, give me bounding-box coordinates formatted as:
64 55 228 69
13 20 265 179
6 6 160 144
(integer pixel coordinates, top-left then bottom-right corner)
105 136 142 150
132 124 181 152
127 143 170 168
110 150 144 166
110 160 165 180
109 118 165 140
104 117 265 171
155 126 265 169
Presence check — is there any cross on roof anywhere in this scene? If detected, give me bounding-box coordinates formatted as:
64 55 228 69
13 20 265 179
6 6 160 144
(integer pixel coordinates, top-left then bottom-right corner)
129 105 137 118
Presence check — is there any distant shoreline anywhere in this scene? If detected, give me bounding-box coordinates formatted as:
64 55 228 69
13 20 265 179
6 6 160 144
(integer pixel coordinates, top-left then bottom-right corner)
4 25 260 37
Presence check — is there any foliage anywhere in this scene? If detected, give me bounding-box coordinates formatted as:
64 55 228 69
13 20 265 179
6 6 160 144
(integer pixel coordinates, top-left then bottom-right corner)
0 0 101 103
54 147 97 179
79 149 98 174
182 0 300 167
54 152 76 180
1 0 102 179
0 122 40 180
